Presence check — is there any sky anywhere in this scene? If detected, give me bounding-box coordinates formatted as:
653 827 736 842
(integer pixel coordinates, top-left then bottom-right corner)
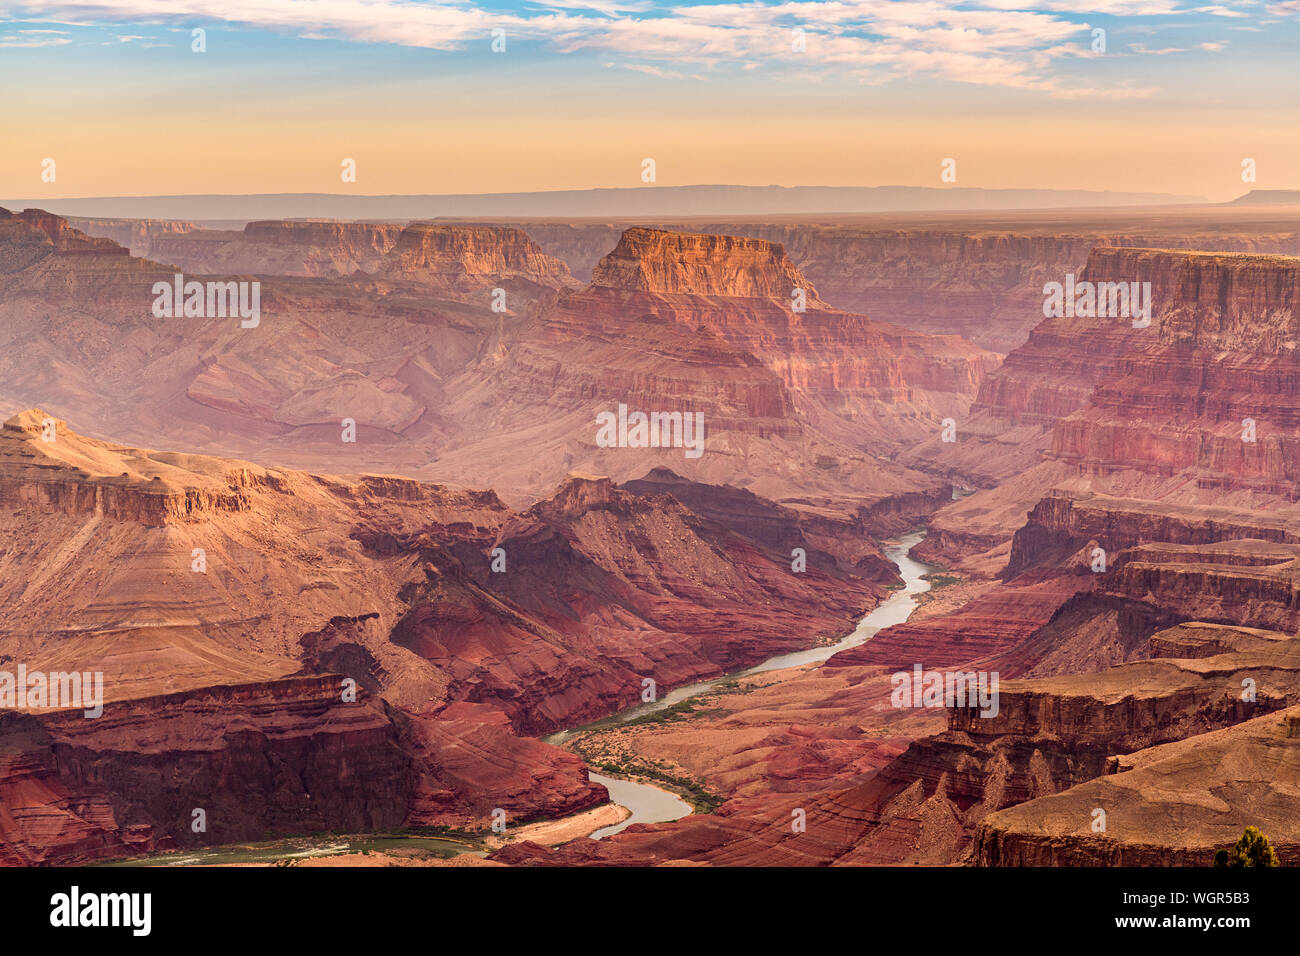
2 0 1297 201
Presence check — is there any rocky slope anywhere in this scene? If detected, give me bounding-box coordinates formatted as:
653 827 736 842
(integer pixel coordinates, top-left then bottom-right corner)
422 227 992 505
1047 249 1300 493
590 228 811 299
0 410 900 862
376 471 895 734
0 210 982 514
0 678 411 865
501 612 1300 867
66 216 574 291
390 223 987 509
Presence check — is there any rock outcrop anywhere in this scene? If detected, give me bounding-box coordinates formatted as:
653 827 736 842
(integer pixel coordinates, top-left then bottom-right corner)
377 223 574 292
0 210 979 510
66 216 203 260
419 226 988 505
586 229 998 444
0 678 412 865
909 246 1300 571
0 411 905 862
1047 249 1300 495
971 703 1300 866
590 227 814 299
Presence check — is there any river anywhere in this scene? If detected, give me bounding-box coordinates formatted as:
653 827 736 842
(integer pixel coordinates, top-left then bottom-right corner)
568 530 936 839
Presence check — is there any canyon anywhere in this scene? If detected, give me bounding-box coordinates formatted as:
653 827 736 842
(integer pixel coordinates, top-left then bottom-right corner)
482 226 1300 868
0 405 908 862
4 208 990 510
4 201 1300 867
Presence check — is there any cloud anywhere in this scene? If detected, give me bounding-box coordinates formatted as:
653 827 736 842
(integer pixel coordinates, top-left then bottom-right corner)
1 0 1267 92
1128 42 1188 53
0 31 72 45
527 0 651 12
618 61 694 78
1191 4 1252 16
1128 39 1227 54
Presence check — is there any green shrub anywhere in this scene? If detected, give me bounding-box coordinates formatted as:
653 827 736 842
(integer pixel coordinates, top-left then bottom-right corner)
1213 826 1279 867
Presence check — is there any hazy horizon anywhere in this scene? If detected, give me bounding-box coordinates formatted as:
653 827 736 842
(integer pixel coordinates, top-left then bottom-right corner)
1 182 1236 222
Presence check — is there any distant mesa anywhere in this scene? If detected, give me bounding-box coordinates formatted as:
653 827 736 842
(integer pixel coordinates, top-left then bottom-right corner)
0 184 1207 223
1230 189 1300 204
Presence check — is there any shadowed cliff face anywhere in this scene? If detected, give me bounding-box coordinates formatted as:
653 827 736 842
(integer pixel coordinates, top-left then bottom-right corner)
379 471 897 735
0 679 413 866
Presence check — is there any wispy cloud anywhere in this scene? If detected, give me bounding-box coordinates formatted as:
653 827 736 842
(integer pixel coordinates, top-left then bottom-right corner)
0 0 1273 95
617 61 694 79
1191 4 1252 16
0 26 72 46
528 0 652 12
1128 42 1189 53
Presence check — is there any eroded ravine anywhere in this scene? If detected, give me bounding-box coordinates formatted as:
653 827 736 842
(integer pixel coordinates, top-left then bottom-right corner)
550 530 936 839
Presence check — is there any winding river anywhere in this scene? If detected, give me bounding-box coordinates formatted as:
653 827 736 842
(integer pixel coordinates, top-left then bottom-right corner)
561 530 937 839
